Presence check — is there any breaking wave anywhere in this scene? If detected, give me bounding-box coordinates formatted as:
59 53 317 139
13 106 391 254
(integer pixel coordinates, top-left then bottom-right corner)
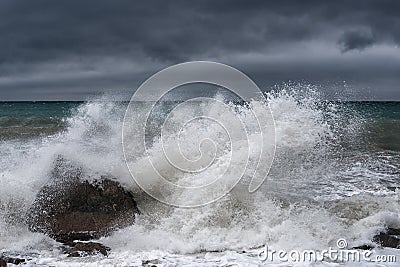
0 85 399 265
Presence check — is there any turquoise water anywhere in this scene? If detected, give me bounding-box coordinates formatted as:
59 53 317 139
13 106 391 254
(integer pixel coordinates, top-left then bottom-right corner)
342 102 400 151
0 101 82 118
0 102 82 139
1 101 398 119
1 101 399 150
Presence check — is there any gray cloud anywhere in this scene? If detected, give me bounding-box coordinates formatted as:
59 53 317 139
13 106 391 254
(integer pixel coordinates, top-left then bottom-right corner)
0 0 399 100
338 29 375 52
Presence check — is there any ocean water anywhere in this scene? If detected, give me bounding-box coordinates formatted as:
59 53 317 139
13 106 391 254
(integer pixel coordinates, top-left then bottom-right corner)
0 89 399 266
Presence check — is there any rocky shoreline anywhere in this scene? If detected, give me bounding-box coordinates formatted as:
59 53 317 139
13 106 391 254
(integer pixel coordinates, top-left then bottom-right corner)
1 156 399 265
1 156 140 265
0 227 399 265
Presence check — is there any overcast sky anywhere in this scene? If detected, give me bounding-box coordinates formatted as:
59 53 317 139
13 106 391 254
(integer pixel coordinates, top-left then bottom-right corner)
0 0 399 100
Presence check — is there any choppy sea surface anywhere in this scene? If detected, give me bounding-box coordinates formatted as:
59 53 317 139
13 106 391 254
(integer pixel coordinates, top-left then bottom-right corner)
0 89 399 266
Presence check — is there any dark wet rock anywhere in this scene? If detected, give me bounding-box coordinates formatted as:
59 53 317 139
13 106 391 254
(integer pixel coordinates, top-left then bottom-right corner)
387 228 400 236
355 228 400 250
373 232 400 249
387 186 399 192
353 244 374 250
6 257 25 265
27 156 139 243
67 242 110 257
142 259 160 266
0 255 26 265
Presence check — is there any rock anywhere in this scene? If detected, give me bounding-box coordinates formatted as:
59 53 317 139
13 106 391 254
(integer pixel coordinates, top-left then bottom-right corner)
355 228 400 250
387 228 400 236
5 257 25 265
374 232 400 249
353 244 374 250
142 259 160 266
67 242 110 257
0 255 26 265
387 186 399 192
28 156 139 243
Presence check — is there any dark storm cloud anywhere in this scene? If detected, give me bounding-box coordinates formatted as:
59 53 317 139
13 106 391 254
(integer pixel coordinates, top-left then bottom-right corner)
338 29 376 52
0 0 399 100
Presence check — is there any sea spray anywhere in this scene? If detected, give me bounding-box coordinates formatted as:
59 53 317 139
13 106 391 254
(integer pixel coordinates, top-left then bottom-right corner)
0 86 398 266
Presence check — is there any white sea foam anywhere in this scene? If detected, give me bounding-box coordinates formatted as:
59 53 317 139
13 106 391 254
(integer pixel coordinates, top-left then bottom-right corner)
0 87 399 266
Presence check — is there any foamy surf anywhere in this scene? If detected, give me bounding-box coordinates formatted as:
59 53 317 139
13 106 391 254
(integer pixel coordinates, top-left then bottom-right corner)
0 87 399 266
